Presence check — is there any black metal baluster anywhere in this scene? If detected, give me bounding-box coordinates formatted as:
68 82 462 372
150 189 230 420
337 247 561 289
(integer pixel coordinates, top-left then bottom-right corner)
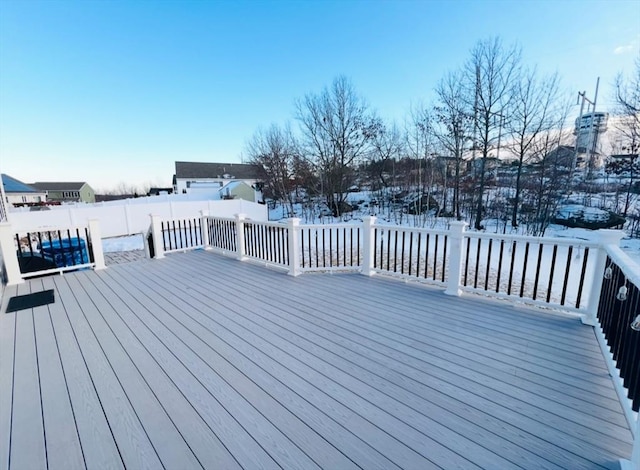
463 237 470 286
424 234 431 279
416 233 421 278
441 235 448 282
560 246 573 306
532 244 543 300
519 242 530 298
507 240 517 295
433 234 440 281
546 245 558 303
575 247 589 309
484 239 493 290
473 238 481 288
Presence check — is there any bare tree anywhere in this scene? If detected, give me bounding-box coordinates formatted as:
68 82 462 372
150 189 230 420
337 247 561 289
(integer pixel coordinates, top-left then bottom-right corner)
296 76 375 216
405 104 437 224
464 37 521 230
506 69 561 227
611 56 640 218
245 123 298 215
369 118 404 190
522 121 572 236
434 70 474 220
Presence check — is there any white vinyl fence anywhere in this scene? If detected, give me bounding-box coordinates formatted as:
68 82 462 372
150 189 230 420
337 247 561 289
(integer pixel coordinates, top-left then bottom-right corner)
7 199 267 238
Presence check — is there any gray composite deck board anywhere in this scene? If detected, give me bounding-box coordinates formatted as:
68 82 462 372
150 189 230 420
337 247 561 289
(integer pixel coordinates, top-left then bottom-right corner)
172 257 625 468
40 275 124 470
0 283 17 470
0 249 634 469
100 264 425 469
30 278 86 470
178 253 631 465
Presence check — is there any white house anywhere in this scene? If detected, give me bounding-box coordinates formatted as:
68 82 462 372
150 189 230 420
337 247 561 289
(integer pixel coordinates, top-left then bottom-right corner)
173 161 264 203
1 174 48 207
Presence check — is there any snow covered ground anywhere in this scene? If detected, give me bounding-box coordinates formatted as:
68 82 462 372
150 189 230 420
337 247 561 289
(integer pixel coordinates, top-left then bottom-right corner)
102 234 144 252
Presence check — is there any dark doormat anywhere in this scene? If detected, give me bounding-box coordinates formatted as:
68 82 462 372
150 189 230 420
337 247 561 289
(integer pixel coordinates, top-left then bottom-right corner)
6 290 55 313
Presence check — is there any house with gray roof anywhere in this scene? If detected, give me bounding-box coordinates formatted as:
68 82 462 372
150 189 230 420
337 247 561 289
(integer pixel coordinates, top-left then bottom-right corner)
1 174 47 206
30 181 96 203
174 161 265 203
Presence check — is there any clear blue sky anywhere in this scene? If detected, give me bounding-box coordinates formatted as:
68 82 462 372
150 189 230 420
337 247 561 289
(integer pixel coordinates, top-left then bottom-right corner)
1 0 638 191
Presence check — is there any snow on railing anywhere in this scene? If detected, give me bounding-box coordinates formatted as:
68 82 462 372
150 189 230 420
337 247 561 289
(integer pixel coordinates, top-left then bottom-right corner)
0 220 105 285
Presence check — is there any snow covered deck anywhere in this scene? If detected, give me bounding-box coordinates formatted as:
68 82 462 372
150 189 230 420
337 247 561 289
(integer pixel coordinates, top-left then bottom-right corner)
0 249 634 469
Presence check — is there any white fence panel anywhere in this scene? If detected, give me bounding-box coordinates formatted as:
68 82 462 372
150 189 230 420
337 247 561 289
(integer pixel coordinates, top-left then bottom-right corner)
7 200 267 238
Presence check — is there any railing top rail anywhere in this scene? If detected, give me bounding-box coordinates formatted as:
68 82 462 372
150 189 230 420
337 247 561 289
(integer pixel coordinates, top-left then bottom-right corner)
463 231 600 248
300 223 361 230
15 224 91 234
605 244 640 288
371 223 450 236
206 215 236 222
243 220 288 229
159 215 203 224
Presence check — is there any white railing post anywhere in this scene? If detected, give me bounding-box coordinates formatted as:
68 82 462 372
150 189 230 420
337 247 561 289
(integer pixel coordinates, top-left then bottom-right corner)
0 222 24 285
444 220 468 296
361 216 376 276
87 219 106 270
235 213 246 260
287 218 300 276
200 210 210 249
150 214 165 259
583 229 624 326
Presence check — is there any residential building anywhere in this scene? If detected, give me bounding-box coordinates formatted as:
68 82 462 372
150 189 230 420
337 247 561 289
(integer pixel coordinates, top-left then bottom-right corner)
1 174 47 206
174 161 265 202
31 182 96 203
219 180 256 201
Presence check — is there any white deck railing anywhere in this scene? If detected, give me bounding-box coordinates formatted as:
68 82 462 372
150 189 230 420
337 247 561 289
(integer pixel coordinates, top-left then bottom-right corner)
146 215 637 316
147 213 640 467
0 220 106 285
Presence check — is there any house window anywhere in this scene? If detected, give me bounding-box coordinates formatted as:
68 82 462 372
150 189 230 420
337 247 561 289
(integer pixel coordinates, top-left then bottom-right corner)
22 196 27 202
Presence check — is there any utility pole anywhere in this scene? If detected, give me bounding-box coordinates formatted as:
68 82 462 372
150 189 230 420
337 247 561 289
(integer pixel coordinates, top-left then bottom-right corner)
574 78 600 180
